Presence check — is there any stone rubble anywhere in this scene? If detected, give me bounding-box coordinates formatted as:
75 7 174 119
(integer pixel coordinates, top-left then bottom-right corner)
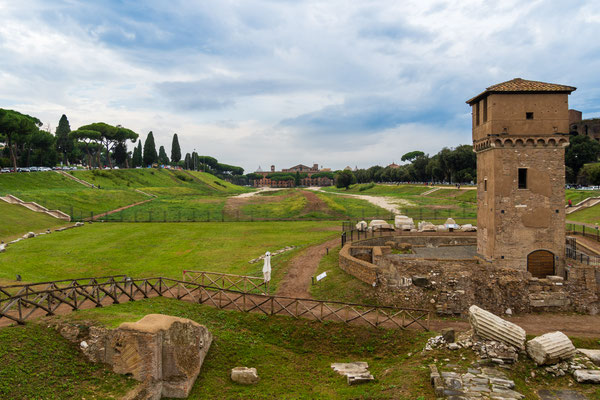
430 363 524 399
468 305 526 350
577 349 600 366
526 331 576 366
355 221 368 231
331 362 374 385
394 215 415 230
231 367 260 384
573 369 600 383
249 246 297 263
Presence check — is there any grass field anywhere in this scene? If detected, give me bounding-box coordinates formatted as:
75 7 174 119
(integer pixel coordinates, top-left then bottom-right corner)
2 298 598 399
567 204 600 225
0 221 339 287
310 244 377 304
0 202 67 241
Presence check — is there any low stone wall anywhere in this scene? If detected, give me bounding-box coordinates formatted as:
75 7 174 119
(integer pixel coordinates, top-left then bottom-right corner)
349 232 476 248
339 245 378 286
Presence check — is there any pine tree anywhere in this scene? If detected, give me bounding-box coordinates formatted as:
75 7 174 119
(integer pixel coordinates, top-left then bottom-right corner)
132 140 142 167
55 114 72 165
142 131 158 166
158 145 169 165
171 133 181 164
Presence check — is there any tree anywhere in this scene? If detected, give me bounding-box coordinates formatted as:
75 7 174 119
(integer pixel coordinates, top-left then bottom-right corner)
70 129 102 168
565 135 600 183
336 169 356 189
76 122 138 168
143 132 158 166
0 109 42 171
401 151 425 162
158 145 169 165
295 171 301 186
55 114 73 165
113 142 128 167
132 141 142 167
184 153 191 170
171 133 181 164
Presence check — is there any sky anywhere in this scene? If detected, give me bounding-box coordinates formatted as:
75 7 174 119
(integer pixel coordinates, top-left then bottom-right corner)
2 0 600 173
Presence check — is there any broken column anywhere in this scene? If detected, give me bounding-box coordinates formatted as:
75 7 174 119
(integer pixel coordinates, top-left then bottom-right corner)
526 331 575 365
468 305 526 349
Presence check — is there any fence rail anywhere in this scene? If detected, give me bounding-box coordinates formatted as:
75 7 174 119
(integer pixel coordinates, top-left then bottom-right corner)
0 276 430 331
566 222 600 242
182 270 268 294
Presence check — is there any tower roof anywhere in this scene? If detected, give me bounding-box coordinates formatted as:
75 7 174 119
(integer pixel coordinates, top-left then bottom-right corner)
466 78 576 105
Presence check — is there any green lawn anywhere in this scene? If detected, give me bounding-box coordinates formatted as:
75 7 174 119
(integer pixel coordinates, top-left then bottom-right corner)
0 171 83 191
102 196 226 222
322 184 431 197
0 221 339 287
0 202 67 241
42 297 435 399
240 191 307 220
310 245 377 304
567 204 600 225
315 192 392 220
3 297 598 399
566 189 600 205
0 323 135 399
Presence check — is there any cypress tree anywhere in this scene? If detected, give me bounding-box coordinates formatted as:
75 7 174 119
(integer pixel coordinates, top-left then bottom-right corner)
142 131 158 166
132 140 142 167
171 133 181 164
158 145 169 165
184 153 191 170
55 114 72 165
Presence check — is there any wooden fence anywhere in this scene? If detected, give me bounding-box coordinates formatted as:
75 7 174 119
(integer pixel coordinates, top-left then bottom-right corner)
0 276 430 331
182 270 268 294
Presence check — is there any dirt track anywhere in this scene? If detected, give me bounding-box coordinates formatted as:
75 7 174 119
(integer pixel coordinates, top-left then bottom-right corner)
276 237 340 298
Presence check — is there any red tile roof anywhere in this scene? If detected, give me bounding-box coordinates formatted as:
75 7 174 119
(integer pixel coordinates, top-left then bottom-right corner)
466 78 576 104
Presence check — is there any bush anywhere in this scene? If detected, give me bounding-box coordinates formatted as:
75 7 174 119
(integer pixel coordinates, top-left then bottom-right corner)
358 183 375 192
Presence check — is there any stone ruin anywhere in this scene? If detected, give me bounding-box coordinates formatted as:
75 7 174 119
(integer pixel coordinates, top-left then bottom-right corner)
354 216 477 233
51 314 212 399
426 305 600 398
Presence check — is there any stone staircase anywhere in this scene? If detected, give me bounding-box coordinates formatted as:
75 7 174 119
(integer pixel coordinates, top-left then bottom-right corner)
55 170 95 188
0 195 71 221
421 187 441 196
566 197 600 214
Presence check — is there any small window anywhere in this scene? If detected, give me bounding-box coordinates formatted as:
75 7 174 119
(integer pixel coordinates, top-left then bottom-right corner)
484 179 487 191
475 102 481 126
483 98 488 122
518 168 527 189
526 112 534 120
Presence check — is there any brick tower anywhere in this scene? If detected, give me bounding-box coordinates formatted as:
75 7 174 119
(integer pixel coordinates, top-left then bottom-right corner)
466 78 576 277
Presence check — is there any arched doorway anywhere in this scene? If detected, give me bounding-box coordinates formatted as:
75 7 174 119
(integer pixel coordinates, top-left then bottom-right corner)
527 250 555 278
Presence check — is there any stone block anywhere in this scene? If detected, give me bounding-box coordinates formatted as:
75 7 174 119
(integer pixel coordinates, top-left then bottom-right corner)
441 328 456 343
23 232 35 238
331 362 374 385
526 331 575 365
231 367 259 384
469 305 526 350
573 369 600 383
577 349 600 366
412 275 430 288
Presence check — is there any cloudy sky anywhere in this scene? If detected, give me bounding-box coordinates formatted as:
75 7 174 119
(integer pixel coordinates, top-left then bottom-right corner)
2 0 600 172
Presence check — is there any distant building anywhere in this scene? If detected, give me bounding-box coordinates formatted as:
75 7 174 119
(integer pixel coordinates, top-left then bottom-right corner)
252 163 334 187
569 109 600 141
387 162 400 169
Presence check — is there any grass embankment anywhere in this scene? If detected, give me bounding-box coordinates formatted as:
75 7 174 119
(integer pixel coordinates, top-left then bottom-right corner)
3 298 598 399
0 323 135 399
568 204 600 225
310 245 377 304
0 171 149 216
566 189 600 205
0 202 67 242
0 221 338 288
23 297 435 399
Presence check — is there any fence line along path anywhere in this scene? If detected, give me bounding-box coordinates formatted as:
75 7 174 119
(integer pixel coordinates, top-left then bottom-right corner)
0 274 430 331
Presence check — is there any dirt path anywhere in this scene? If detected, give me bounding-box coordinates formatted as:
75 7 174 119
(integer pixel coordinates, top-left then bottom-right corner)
91 199 153 220
276 237 340 298
307 186 413 214
430 314 600 338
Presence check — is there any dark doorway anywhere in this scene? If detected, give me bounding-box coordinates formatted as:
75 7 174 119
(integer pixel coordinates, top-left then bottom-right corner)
527 250 555 278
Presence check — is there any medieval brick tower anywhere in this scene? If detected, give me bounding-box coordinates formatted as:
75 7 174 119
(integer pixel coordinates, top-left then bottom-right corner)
466 78 576 278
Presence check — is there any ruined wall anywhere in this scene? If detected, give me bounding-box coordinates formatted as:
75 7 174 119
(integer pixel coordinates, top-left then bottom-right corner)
339 245 378 285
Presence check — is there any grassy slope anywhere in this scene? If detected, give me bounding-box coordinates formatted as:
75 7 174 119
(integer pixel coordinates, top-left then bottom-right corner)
0 202 67 241
0 221 338 287
4 298 598 399
0 324 135 399
310 244 377 304
54 298 435 399
567 204 600 224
